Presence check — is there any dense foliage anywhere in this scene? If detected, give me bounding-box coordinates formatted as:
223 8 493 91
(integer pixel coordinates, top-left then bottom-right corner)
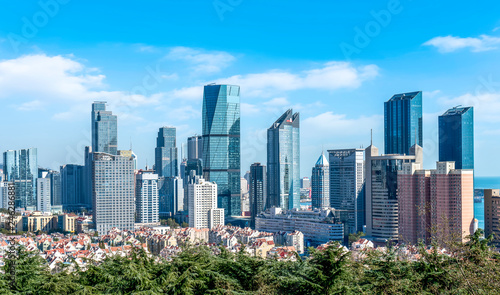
1 230 499 294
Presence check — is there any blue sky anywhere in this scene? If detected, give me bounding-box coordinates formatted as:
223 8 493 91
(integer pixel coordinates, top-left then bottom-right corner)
1 0 500 177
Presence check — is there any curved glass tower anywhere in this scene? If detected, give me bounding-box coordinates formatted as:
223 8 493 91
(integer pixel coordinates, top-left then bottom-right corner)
202 84 241 217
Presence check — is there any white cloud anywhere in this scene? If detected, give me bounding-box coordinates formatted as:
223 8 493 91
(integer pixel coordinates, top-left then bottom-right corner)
439 92 500 122
423 35 500 53
221 62 379 97
423 90 441 98
165 46 235 74
263 97 290 107
16 100 43 111
0 54 162 121
302 112 382 139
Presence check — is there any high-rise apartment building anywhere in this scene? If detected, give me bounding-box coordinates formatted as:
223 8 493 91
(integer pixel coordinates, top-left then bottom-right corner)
439 106 474 169
135 170 159 224
60 164 85 211
399 161 474 244
484 189 500 247
36 176 51 213
267 109 300 210
328 149 365 234
202 84 241 217
311 153 329 210
301 177 311 190
91 101 117 155
249 163 267 227
365 143 423 242
188 177 224 229
3 148 38 209
92 152 135 235
155 127 178 178
384 91 423 155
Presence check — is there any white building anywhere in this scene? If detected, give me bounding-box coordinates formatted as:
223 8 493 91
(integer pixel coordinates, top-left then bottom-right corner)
188 178 224 229
256 207 343 246
37 176 51 213
135 170 159 224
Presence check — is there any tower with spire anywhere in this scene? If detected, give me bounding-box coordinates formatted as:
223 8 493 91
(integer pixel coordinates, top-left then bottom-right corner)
311 152 330 210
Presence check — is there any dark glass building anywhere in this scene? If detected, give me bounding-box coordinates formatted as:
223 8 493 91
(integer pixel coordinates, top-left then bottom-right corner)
249 163 267 227
267 109 300 210
155 127 178 178
384 91 423 155
60 164 85 211
438 106 474 170
91 101 118 155
202 84 241 217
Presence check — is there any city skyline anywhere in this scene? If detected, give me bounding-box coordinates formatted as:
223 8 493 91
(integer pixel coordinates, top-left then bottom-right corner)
1 2 500 177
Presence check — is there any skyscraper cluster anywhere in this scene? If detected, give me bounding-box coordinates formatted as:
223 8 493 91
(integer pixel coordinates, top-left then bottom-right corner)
1 85 480 246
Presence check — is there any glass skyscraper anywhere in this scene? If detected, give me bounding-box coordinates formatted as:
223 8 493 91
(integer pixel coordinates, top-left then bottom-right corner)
438 106 474 170
384 91 423 155
249 163 267 227
202 84 241 217
60 164 85 211
92 101 118 155
3 148 38 209
328 149 365 234
267 109 300 210
155 127 178 178
311 153 330 210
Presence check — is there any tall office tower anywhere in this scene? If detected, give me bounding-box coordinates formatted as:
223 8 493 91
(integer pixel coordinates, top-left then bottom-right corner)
429 162 474 243
135 170 159 224
249 163 267 227
91 101 118 155
365 143 423 242
83 146 93 210
155 127 178 178
36 176 51 213
301 177 311 190
188 177 224 229
384 91 423 155
161 176 184 216
3 148 38 210
92 152 135 235
48 171 61 206
60 164 84 211
439 106 474 169
399 161 474 244
267 109 300 210
187 135 203 161
328 149 365 234
202 84 241 217
0 182 5 209
311 153 330 210
484 189 500 247
244 171 250 185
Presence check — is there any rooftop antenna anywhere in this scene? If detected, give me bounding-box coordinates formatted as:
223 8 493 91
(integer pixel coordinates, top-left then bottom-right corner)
370 129 373 146
130 136 133 151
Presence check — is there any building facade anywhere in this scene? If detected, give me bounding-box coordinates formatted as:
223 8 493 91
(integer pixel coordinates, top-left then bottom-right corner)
255 207 343 246
36 177 51 213
155 127 178 178
187 135 203 161
328 148 365 234
311 153 330 210
135 170 159 224
365 144 422 242
91 101 118 155
384 91 423 155
60 164 85 211
249 163 267 227
438 106 474 170
92 152 135 235
188 177 224 229
267 109 300 210
3 148 38 210
399 161 474 244
202 84 241 217
485 189 500 247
